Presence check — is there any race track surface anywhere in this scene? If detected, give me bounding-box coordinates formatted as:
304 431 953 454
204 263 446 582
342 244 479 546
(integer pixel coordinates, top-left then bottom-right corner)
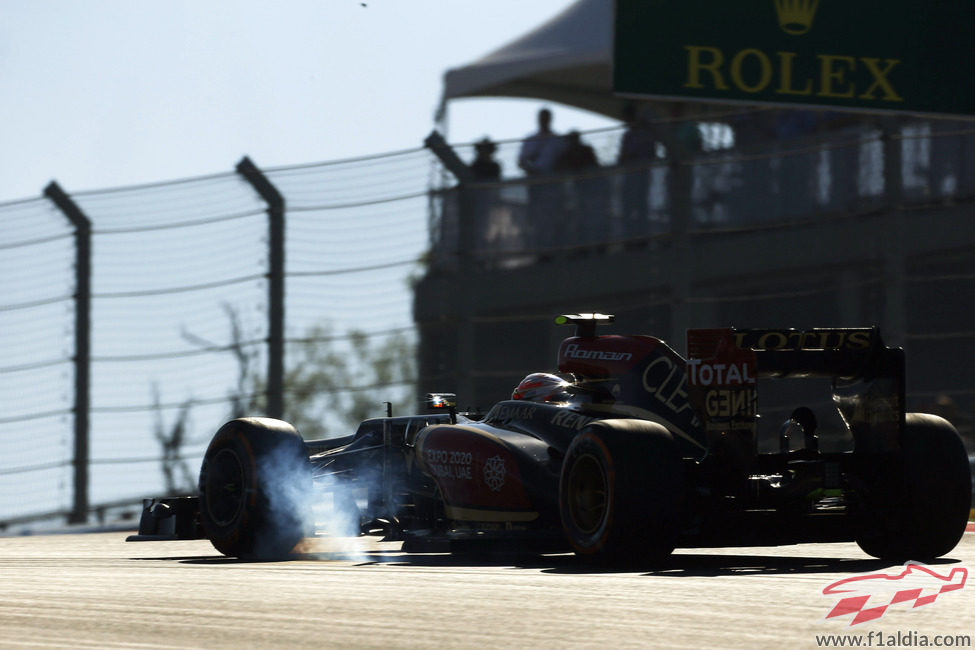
1 531 972 648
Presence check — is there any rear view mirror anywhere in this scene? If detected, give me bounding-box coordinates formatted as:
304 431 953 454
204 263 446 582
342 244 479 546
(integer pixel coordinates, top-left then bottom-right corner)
425 393 456 410
425 393 457 424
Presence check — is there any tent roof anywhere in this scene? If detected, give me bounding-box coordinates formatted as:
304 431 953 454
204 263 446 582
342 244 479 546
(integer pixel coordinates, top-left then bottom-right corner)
440 0 625 120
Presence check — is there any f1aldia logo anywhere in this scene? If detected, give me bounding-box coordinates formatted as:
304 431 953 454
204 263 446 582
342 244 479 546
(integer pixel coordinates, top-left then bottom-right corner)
483 455 506 492
822 562 968 626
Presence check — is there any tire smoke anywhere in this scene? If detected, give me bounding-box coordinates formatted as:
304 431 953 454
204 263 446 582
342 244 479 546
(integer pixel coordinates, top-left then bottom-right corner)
256 440 383 561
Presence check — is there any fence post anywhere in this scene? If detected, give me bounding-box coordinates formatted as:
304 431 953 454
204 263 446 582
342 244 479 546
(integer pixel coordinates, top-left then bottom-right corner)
424 130 478 257
236 157 286 420
423 132 478 402
43 181 90 524
881 120 907 346
667 158 693 350
423 131 474 183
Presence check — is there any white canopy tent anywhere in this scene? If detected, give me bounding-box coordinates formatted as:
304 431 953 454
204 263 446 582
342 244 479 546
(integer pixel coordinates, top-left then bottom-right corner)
438 0 623 122
437 0 747 146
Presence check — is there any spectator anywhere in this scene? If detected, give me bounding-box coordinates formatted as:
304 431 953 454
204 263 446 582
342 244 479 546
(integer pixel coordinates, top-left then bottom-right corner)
618 104 659 237
816 110 868 213
518 108 563 176
730 107 775 150
468 138 502 255
555 130 599 173
470 137 501 181
774 109 819 218
555 130 607 249
518 108 565 251
672 103 703 157
728 108 775 224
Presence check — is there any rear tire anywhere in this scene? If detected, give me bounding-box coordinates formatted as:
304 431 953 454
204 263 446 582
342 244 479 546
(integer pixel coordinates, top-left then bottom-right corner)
856 413 971 560
198 417 311 559
559 420 684 565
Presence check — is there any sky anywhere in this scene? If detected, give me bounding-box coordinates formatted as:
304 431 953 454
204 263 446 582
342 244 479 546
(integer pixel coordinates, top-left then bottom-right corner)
1 0 623 518
0 0 618 204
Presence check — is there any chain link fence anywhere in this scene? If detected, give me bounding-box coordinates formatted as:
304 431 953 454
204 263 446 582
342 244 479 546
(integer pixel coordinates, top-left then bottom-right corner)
4 108 975 527
0 149 435 526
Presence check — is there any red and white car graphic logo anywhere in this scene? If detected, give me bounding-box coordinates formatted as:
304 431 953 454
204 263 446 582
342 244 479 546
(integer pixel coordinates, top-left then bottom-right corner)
823 562 968 626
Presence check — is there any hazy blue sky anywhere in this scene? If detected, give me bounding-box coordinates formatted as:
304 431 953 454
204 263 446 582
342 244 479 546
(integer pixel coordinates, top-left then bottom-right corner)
0 0 616 203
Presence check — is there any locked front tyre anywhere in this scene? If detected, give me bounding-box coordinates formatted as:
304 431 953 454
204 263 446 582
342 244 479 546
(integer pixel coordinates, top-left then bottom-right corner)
198 417 311 559
856 413 972 560
559 420 685 565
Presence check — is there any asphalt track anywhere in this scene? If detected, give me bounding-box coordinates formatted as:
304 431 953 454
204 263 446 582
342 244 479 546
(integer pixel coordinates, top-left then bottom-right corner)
1 530 973 649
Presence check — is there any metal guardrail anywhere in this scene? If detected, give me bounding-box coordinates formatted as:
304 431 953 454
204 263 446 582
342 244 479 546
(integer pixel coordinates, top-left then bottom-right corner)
0 496 154 532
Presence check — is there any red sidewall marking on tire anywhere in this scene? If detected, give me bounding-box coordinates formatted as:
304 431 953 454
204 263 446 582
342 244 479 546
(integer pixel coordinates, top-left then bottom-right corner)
563 432 616 555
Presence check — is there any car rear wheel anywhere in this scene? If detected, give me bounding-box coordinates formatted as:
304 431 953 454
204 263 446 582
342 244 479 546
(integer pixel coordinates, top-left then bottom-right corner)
559 419 684 565
198 417 311 559
856 413 971 560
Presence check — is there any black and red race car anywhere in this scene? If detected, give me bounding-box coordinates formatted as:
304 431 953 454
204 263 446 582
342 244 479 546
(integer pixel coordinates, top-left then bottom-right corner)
131 314 972 563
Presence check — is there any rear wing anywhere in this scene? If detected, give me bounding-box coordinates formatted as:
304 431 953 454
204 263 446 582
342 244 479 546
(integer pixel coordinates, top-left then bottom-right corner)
725 328 902 380
687 327 903 380
687 327 905 453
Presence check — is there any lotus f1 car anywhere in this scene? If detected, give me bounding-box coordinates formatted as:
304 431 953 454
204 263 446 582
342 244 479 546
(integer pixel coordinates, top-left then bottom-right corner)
130 314 972 563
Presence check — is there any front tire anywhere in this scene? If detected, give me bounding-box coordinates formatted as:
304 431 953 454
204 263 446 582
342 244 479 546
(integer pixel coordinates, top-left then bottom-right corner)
856 413 971 560
559 420 684 565
198 417 311 559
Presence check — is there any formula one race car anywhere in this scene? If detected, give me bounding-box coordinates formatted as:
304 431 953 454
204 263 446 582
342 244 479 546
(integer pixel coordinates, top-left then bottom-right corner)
130 314 972 564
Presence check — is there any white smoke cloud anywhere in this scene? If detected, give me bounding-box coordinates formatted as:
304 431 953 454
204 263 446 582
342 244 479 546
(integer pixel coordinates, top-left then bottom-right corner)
255 439 388 562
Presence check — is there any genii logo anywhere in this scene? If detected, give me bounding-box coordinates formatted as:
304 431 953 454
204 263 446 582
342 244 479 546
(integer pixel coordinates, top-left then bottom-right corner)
822 562 968 626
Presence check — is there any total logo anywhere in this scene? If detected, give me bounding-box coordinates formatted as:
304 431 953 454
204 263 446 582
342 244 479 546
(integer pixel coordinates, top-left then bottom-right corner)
686 358 754 387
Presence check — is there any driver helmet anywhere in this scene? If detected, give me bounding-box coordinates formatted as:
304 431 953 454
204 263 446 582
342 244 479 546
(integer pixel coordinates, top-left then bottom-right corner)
511 373 570 402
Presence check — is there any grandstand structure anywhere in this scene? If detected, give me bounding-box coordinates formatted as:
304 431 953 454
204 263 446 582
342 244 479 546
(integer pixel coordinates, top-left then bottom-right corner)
417 112 975 453
2 107 974 528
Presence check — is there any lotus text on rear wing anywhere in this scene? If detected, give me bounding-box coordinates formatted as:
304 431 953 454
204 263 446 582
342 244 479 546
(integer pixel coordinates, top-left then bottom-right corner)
733 329 873 351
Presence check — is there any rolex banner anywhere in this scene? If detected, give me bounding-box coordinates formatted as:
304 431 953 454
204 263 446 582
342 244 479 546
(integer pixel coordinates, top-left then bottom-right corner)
614 0 975 116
